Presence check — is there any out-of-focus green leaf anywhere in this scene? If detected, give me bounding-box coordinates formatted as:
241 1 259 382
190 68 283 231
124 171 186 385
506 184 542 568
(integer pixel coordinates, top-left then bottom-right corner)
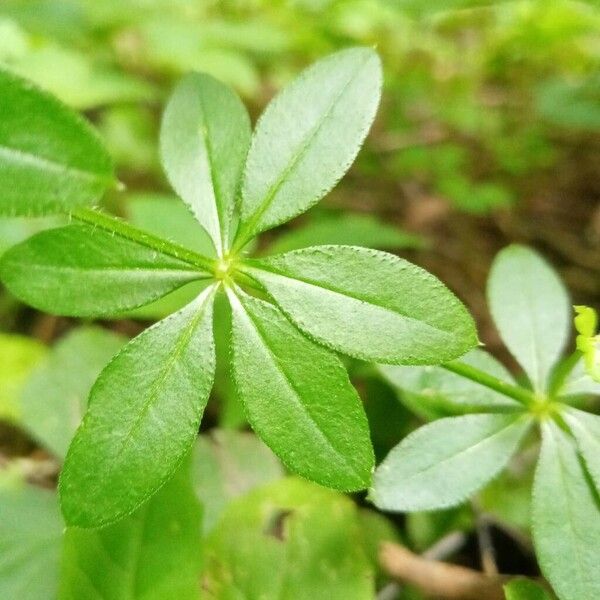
60 286 217 528
59 457 202 600
228 288 373 491
574 305 600 383
247 245 477 365
0 475 63 600
406 505 473 552
0 69 113 216
504 578 553 600
193 430 284 533
268 212 424 254
378 348 520 420
487 245 570 392
0 333 46 421
202 477 374 599
0 215 63 256
532 421 600 600
20 327 126 459
372 413 532 511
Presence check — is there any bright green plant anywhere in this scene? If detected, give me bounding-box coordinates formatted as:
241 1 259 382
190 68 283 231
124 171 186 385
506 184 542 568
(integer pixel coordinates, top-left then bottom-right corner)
374 244 600 600
0 49 477 529
574 305 600 382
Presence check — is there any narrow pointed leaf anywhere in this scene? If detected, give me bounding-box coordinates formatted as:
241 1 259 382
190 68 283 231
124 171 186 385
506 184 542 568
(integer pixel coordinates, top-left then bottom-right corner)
59 286 217 527
160 73 251 253
563 407 600 493
371 413 532 511
235 48 382 246
487 245 570 392
228 288 374 491
245 246 477 365
0 224 206 316
0 69 113 216
59 458 202 600
532 421 600 600
561 358 600 397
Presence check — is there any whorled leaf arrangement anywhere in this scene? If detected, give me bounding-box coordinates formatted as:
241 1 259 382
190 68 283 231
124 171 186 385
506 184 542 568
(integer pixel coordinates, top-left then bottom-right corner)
373 244 600 600
0 49 477 527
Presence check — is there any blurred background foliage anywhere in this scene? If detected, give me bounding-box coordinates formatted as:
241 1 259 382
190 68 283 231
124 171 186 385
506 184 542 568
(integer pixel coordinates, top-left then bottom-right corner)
0 1 599 597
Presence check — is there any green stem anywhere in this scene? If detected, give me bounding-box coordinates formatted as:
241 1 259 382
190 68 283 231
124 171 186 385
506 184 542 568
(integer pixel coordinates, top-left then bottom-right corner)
71 207 216 274
441 361 536 406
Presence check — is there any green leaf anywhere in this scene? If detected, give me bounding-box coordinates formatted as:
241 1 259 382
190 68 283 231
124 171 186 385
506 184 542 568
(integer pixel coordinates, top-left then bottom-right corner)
160 72 251 254
560 358 600 397
193 430 284 533
202 477 374 599
59 286 217 527
228 288 374 491
59 457 202 600
268 211 425 254
574 305 600 383
20 327 126 459
0 476 63 600
371 413 532 511
532 421 600 600
245 245 477 365
563 407 600 493
504 578 553 600
0 333 46 421
487 245 570 392
378 348 520 419
0 224 205 317
0 69 113 216
234 47 382 247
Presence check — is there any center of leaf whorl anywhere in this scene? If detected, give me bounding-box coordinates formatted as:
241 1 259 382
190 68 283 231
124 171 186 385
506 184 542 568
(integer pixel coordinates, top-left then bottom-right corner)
214 257 233 281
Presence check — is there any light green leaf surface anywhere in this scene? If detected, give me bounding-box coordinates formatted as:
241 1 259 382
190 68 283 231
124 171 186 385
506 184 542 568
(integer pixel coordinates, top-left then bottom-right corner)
532 421 600 600
235 47 382 246
0 69 113 215
0 476 63 600
379 348 520 419
246 245 477 365
0 333 46 421
0 224 205 316
59 286 217 527
59 458 202 600
487 245 570 392
268 212 424 254
504 578 553 600
561 358 600 397
371 413 532 511
228 288 374 491
194 430 284 533
20 327 126 459
160 72 251 253
563 407 600 493
202 477 374 599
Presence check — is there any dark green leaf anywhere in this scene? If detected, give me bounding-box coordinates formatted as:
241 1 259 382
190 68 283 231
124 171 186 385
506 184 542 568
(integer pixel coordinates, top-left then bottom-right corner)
246 245 477 364
0 224 205 316
0 69 113 215
228 288 374 491
160 72 251 253
234 48 382 246
59 458 202 600
371 413 532 511
59 286 217 527
532 421 600 600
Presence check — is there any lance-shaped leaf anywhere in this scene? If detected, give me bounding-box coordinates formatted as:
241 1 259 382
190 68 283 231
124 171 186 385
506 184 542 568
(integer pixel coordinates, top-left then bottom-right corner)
227 288 374 491
563 407 600 493
59 286 217 527
234 47 382 247
0 69 113 216
532 421 600 600
0 224 206 316
379 348 520 420
59 458 202 600
244 246 477 365
160 73 251 254
487 245 570 392
371 413 532 511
